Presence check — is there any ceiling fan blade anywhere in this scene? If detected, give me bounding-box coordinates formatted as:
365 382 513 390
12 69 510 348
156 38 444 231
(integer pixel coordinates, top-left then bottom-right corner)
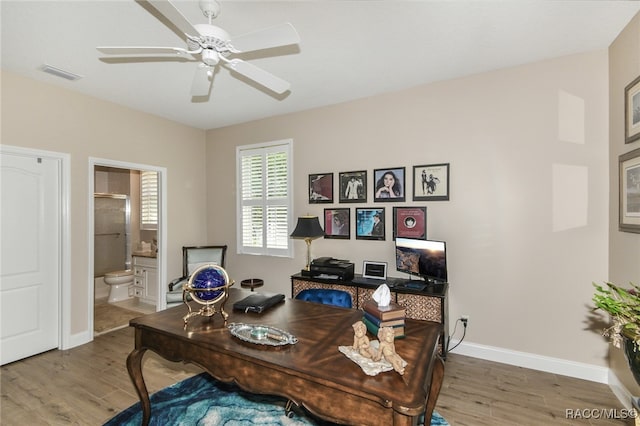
227 59 290 94
191 64 213 96
230 23 300 53
97 46 194 55
146 0 201 36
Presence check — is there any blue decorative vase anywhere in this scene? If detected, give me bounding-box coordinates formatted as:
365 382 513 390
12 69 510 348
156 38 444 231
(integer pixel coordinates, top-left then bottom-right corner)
623 335 640 387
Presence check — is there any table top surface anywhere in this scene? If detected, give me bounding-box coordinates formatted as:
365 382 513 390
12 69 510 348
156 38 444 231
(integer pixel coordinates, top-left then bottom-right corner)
131 287 442 413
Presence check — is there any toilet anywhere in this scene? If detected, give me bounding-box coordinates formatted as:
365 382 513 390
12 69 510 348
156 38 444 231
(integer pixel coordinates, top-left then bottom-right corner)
104 269 134 303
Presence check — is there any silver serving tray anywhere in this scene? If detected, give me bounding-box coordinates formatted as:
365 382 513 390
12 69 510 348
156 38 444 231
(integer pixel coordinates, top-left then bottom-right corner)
227 322 298 346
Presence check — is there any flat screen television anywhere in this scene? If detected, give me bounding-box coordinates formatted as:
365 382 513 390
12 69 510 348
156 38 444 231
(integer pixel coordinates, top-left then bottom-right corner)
395 237 447 283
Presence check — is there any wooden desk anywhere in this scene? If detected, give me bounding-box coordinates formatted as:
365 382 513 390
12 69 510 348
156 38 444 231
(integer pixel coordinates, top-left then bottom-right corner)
291 273 449 357
127 288 444 426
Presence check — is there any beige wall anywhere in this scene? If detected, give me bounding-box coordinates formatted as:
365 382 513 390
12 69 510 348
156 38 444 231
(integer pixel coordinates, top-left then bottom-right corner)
609 12 640 394
207 50 611 367
0 23 629 375
1 70 208 336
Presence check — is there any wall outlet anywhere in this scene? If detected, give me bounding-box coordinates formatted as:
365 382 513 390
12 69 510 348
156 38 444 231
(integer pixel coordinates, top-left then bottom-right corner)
461 315 469 324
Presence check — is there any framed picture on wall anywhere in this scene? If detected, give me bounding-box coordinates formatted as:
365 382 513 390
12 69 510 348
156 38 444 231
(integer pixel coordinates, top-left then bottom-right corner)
373 167 405 202
625 75 640 144
339 170 367 203
413 163 450 201
324 208 350 239
308 173 333 203
355 207 385 240
393 206 427 240
619 147 640 233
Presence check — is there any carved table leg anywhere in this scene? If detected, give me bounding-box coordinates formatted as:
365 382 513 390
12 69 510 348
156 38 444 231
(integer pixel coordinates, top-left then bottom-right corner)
424 355 445 424
126 348 150 426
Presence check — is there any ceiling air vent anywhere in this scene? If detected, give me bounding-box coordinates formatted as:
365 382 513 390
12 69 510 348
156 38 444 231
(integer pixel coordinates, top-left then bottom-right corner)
40 64 83 81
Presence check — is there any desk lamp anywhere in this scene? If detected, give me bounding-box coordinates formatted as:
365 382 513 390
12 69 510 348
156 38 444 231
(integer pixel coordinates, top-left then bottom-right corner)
290 215 325 271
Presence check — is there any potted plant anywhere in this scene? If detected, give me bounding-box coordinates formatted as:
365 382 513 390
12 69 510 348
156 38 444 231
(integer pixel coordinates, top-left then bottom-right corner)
592 282 640 385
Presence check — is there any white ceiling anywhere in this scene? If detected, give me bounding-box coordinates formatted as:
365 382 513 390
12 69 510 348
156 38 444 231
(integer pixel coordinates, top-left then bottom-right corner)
2 1 639 130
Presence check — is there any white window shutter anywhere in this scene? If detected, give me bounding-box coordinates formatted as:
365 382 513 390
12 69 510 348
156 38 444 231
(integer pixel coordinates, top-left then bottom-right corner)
140 171 158 230
236 140 293 257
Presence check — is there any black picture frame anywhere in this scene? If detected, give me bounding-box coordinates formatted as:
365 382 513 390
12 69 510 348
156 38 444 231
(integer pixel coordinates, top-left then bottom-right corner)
625 75 640 144
393 206 427 240
413 163 450 201
373 167 406 202
619 147 640 233
324 208 350 239
308 173 333 203
339 170 367 203
355 207 385 240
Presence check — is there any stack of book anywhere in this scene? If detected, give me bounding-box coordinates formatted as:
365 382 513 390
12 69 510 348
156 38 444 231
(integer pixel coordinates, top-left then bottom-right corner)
362 299 406 339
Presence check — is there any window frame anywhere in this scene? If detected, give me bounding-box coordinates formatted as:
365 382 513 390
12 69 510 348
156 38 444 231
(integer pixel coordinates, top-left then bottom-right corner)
236 139 293 257
140 170 158 230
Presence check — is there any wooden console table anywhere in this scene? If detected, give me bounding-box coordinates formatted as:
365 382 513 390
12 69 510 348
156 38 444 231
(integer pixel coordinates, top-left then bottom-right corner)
127 287 444 426
291 273 449 357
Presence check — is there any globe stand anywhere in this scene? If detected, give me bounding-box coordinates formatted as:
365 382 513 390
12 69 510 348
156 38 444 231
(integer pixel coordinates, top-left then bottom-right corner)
182 264 234 327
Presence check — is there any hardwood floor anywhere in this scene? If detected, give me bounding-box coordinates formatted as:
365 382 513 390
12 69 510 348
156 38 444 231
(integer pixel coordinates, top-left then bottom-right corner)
93 298 155 336
437 354 632 426
0 326 632 425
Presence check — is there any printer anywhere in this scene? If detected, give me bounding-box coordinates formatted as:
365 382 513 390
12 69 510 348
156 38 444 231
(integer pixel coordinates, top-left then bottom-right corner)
307 257 355 281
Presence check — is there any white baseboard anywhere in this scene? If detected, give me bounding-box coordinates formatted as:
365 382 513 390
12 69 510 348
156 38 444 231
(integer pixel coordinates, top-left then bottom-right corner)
449 339 609 384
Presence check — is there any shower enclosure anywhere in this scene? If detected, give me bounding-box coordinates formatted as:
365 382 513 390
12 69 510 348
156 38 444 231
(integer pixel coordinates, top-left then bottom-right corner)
94 193 131 277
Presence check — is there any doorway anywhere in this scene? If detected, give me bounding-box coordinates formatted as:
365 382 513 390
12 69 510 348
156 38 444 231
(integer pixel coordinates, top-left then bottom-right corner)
89 158 166 336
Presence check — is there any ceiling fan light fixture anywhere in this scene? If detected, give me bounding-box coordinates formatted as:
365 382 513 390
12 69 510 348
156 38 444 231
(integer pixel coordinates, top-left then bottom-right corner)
97 0 299 96
202 49 219 66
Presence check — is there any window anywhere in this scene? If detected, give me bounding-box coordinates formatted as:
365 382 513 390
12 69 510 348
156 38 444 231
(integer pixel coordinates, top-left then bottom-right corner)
236 140 293 257
140 170 158 230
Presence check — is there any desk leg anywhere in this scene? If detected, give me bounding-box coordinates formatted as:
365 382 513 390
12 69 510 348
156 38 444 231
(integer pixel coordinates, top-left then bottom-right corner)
127 348 150 426
424 355 445 424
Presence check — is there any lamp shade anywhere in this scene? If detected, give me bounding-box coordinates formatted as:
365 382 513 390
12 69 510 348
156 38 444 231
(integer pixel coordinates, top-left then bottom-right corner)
290 216 325 239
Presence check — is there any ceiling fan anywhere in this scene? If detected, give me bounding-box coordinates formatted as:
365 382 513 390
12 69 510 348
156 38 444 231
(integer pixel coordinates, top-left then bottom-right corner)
97 0 300 96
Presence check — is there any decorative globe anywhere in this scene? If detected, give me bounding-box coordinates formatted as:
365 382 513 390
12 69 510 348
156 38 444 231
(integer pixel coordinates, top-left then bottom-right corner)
188 264 229 304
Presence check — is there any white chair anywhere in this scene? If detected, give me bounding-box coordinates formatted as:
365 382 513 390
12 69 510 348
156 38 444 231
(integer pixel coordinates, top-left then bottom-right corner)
166 245 227 309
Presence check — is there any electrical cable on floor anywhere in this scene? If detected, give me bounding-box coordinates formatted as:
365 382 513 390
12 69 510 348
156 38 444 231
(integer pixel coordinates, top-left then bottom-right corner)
446 318 467 353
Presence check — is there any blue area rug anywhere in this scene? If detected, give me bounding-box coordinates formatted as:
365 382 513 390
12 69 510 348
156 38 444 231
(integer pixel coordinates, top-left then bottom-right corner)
105 372 449 425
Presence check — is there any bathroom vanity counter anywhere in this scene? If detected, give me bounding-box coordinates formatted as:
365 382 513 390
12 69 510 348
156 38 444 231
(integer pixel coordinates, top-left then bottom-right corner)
132 250 156 258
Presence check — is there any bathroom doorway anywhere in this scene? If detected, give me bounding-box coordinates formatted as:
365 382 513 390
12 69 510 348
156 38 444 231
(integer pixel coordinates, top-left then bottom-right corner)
89 159 167 336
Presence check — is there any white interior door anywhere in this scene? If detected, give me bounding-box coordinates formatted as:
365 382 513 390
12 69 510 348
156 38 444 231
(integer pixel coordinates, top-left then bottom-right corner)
1 152 60 365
